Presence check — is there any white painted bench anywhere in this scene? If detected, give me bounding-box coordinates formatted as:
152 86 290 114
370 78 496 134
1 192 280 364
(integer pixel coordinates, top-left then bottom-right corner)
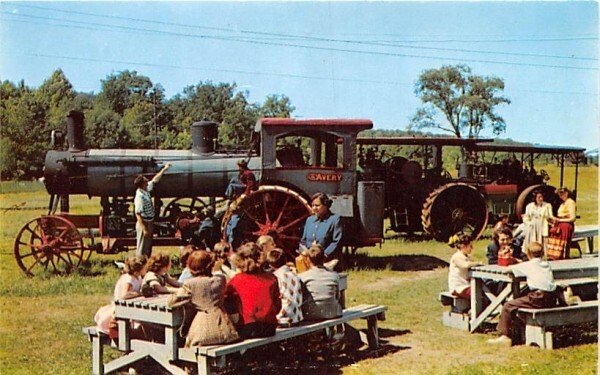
83 303 386 374
516 300 598 349
439 292 470 331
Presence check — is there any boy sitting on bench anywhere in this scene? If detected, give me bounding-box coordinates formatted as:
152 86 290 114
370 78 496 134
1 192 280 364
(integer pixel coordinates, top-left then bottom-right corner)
299 244 342 320
488 242 559 345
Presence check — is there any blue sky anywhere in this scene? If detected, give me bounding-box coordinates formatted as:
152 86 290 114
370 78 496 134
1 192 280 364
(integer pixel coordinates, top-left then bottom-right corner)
1 1 597 149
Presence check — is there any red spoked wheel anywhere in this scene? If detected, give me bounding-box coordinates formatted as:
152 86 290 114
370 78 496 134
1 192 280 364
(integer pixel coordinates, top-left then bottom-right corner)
14 216 85 277
221 186 312 256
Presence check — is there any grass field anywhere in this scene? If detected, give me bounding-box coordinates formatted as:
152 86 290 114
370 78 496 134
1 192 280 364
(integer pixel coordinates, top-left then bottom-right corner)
0 165 597 374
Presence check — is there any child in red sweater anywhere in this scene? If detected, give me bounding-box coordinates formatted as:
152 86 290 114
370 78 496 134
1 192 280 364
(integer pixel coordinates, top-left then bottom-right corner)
225 242 281 338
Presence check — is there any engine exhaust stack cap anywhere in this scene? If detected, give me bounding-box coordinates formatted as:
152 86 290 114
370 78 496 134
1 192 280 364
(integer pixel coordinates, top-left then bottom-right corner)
191 120 218 154
66 110 86 152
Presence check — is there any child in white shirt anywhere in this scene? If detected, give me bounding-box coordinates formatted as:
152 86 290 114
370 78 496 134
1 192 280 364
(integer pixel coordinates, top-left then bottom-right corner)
488 242 558 345
448 234 483 300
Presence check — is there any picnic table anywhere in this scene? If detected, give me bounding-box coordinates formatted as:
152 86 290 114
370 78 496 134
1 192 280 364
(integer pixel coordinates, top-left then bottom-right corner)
85 273 353 374
571 224 598 255
468 257 598 333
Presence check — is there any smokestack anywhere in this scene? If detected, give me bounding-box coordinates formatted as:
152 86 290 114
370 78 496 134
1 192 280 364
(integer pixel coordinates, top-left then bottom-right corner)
191 120 218 153
66 110 86 152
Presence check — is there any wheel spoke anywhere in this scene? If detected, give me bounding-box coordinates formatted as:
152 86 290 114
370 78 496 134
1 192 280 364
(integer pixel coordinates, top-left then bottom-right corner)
262 193 271 224
278 212 312 233
241 208 262 226
24 225 42 240
273 195 291 227
26 256 44 274
56 253 73 267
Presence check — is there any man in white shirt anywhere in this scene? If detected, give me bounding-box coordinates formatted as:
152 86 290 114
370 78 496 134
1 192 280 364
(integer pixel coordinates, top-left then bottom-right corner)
133 162 172 257
488 242 558 345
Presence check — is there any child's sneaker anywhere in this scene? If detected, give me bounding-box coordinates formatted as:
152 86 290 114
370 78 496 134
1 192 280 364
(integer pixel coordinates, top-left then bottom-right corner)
487 335 512 345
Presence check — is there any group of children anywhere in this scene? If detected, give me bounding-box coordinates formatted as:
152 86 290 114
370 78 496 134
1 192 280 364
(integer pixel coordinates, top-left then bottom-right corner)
94 235 343 347
447 232 561 346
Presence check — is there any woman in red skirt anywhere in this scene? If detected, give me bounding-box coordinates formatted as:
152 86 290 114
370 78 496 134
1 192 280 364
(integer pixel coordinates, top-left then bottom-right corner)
547 187 576 259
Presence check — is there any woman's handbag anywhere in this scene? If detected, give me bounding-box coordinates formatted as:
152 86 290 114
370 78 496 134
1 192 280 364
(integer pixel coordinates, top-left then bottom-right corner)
546 236 566 260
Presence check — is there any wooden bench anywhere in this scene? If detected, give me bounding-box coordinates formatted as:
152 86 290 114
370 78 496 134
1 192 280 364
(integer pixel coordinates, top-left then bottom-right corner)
439 292 470 331
83 304 387 375
516 300 598 349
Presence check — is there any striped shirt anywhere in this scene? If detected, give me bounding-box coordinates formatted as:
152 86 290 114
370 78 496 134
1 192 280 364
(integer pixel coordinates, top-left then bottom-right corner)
134 181 155 220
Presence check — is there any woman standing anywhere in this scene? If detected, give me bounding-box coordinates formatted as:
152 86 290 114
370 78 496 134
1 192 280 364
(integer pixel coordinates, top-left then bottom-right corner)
548 187 576 259
522 190 554 248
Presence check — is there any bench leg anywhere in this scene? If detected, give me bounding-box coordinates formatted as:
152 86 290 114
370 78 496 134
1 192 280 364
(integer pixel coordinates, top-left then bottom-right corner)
92 335 104 375
366 316 380 349
117 319 130 352
165 327 179 361
197 355 213 375
525 325 552 349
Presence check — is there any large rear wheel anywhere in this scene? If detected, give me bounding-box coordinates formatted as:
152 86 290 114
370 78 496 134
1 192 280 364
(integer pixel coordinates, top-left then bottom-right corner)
515 184 559 220
421 183 489 242
221 186 312 257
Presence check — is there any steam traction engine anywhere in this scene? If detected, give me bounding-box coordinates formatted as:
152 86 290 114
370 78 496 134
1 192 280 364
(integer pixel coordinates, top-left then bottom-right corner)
15 113 383 276
356 137 585 242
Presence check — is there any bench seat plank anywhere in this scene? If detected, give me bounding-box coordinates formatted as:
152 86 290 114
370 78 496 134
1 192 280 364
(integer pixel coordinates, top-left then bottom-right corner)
179 304 386 359
84 303 387 375
517 300 598 349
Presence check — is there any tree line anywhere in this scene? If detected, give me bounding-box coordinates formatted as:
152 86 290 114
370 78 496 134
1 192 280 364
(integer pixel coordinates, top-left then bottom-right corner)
1 69 294 179
2 64 516 180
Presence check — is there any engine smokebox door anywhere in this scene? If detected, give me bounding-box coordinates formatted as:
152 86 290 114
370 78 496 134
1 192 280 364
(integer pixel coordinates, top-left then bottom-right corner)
357 181 385 240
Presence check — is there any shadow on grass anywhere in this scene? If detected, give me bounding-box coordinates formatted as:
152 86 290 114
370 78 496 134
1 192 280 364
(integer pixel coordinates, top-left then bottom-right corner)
73 259 116 277
377 327 411 338
346 253 448 272
549 322 597 349
133 325 411 374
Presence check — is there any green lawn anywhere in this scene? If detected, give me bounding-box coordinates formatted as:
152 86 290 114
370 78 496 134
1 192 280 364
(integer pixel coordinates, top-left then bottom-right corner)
0 165 597 374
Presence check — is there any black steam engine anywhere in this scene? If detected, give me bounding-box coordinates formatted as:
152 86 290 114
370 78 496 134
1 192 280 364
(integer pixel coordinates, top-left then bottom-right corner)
15 112 384 276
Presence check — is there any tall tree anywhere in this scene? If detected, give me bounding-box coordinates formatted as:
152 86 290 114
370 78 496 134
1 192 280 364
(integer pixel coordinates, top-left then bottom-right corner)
0 84 47 178
99 70 153 115
167 81 260 150
410 65 510 139
259 94 295 118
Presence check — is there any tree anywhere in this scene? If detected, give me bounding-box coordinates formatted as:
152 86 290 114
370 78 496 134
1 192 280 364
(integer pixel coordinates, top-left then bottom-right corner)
36 69 75 131
259 94 295 118
99 70 153 115
167 81 260 150
0 86 47 178
410 65 510 139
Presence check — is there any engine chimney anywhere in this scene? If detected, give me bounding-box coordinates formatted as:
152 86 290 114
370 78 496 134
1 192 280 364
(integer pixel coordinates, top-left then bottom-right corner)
66 110 86 152
191 121 218 153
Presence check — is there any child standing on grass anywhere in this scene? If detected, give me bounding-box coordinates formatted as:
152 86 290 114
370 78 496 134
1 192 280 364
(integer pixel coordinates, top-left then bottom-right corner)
142 252 181 296
488 242 558 345
94 255 147 338
448 234 483 300
266 248 304 327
